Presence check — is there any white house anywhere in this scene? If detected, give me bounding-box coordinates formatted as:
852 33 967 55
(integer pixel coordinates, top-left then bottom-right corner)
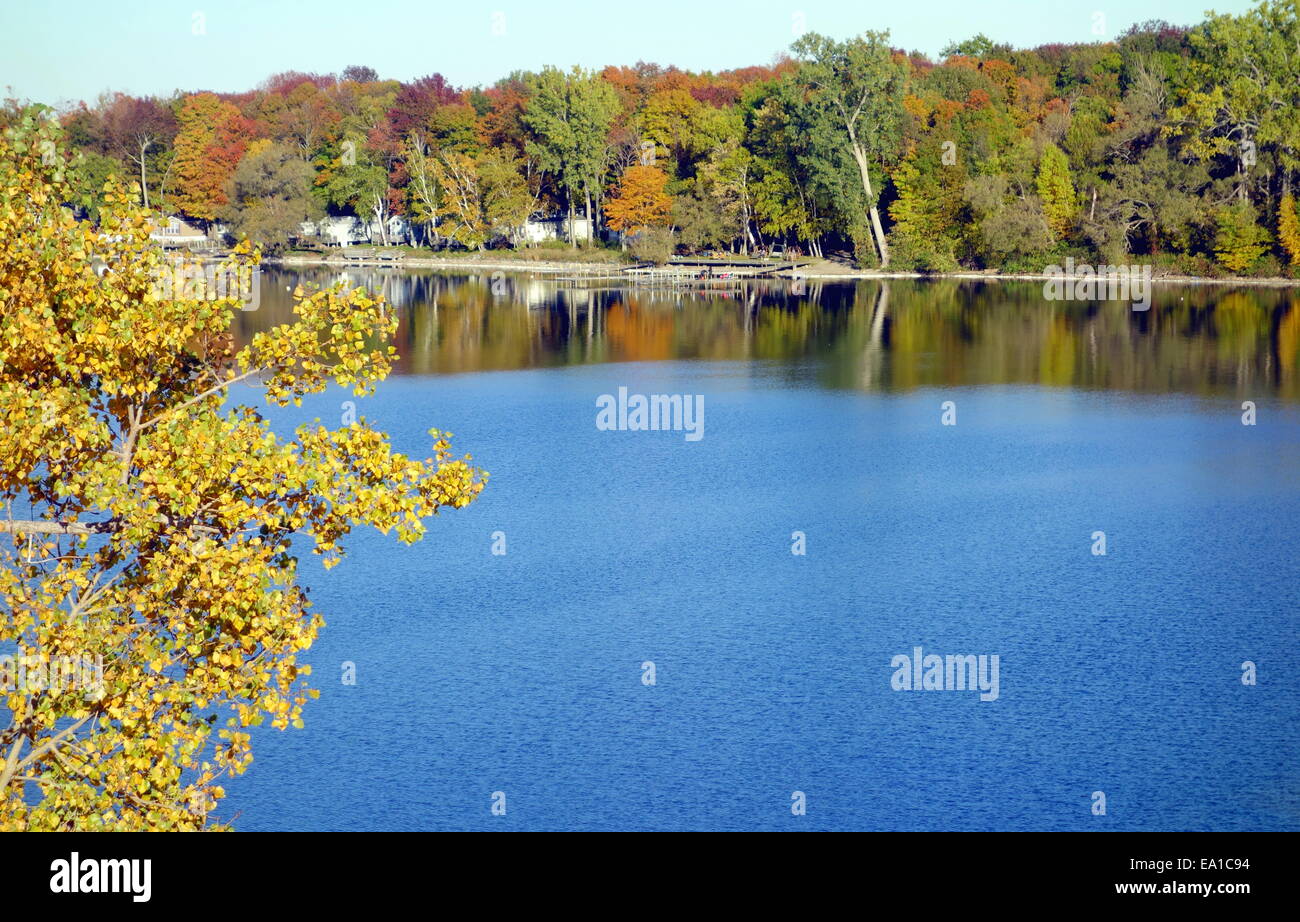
368 215 412 246
316 216 370 247
518 215 593 245
311 215 412 247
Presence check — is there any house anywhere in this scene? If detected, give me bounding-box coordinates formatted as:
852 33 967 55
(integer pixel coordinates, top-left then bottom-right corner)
149 215 209 249
316 216 370 247
518 214 593 245
367 215 412 246
311 215 412 247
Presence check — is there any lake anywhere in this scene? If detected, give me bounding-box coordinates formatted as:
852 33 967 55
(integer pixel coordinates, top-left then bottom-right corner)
220 267 1300 831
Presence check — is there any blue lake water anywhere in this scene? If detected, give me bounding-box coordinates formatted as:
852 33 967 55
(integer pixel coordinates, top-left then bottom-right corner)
218 272 1300 830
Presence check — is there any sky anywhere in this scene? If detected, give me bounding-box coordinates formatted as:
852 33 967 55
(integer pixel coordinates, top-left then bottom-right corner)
0 0 1260 107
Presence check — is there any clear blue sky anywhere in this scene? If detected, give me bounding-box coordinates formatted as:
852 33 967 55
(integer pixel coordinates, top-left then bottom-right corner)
0 0 1257 107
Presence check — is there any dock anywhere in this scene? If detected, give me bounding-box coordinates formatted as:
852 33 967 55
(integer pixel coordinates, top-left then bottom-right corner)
324 247 410 267
551 256 805 289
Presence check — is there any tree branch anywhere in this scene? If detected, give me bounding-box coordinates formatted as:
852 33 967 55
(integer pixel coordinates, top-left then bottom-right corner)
0 520 111 536
9 714 94 779
139 367 263 431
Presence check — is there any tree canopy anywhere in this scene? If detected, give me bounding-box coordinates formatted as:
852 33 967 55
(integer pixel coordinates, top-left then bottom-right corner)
16 1 1300 275
0 109 485 830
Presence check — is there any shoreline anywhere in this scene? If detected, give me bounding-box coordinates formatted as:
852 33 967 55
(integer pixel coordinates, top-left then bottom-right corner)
263 253 1300 287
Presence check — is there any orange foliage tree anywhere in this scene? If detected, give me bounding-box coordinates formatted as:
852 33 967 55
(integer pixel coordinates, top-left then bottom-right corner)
603 164 671 235
170 93 250 223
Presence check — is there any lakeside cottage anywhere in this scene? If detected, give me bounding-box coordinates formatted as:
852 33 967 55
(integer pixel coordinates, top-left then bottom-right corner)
309 216 369 247
300 215 413 247
518 215 593 245
299 214 604 250
381 215 413 245
148 215 209 249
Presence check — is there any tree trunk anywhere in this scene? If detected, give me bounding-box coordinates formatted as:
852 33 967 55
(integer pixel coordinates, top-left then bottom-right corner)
373 199 390 246
1238 130 1251 203
138 141 151 210
849 145 889 267
867 206 888 267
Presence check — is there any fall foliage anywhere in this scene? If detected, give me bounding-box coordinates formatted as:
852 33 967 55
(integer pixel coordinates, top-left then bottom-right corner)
604 164 671 235
14 1 1300 274
0 108 485 830
170 93 250 224
1279 193 1300 266
1036 143 1076 241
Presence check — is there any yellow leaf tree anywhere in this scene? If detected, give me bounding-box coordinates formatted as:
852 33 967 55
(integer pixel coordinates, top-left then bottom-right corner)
1278 193 1300 267
1036 142 1076 242
604 164 672 237
0 107 486 830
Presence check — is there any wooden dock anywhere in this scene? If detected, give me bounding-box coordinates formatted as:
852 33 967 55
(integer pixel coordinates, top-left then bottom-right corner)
325 247 409 267
664 256 802 277
551 256 804 288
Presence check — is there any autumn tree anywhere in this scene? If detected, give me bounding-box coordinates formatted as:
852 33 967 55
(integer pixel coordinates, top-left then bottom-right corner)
430 149 534 249
0 108 485 830
170 93 250 224
698 137 758 253
341 65 380 84
1214 203 1271 272
481 73 534 158
888 149 964 270
402 134 443 244
640 88 705 177
1278 193 1300 267
1036 142 1077 240
478 150 536 242
32 10 1297 276
604 164 672 236
424 103 482 156
386 73 461 142
221 140 321 252
263 80 341 160
99 94 175 210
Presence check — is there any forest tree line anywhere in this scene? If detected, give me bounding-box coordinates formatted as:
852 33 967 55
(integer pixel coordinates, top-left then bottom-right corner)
8 0 1300 276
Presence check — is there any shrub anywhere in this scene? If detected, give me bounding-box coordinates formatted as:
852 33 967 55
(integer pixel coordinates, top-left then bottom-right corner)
628 227 676 264
1214 204 1271 274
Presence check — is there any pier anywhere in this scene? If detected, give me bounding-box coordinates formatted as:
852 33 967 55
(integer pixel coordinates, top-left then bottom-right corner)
552 256 805 289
